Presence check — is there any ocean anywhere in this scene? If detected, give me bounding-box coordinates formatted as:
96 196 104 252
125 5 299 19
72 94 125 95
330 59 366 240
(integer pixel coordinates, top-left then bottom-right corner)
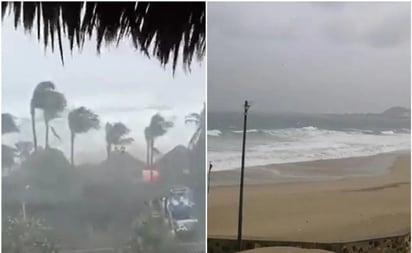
208 112 411 171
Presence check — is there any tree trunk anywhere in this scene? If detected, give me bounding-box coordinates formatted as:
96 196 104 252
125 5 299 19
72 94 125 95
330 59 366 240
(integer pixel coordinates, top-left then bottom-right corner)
31 107 37 151
146 140 150 166
45 119 49 149
150 139 154 166
106 143 112 160
150 139 154 181
70 132 75 166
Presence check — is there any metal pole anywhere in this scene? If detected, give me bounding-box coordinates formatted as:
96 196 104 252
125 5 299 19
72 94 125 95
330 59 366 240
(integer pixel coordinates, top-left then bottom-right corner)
237 100 250 252
208 162 213 193
22 201 26 221
22 185 30 222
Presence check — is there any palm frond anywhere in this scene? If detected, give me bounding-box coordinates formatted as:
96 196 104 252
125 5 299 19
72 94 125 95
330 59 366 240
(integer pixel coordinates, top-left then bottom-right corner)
50 126 61 141
68 106 100 134
106 121 132 145
42 90 67 121
186 104 205 149
3 2 205 73
148 113 174 138
152 146 161 156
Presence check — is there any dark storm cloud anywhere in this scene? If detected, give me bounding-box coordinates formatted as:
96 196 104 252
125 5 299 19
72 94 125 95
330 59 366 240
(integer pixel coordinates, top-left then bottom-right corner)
208 2 411 113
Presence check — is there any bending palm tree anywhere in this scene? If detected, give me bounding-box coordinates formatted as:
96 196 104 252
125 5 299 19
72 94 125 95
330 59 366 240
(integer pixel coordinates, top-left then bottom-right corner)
30 81 55 151
185 104 205 150
105 122 134 159
184 105 205 186
145 114 174 182
42 90 67 149
68 107 100 165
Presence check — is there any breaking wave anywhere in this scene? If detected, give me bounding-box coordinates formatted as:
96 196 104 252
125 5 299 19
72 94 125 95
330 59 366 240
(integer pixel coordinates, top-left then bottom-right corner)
208 126 410 171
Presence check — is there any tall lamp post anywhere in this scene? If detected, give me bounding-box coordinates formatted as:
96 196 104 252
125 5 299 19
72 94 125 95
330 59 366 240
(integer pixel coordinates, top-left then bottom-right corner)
208 162 213 193
236 100 250 252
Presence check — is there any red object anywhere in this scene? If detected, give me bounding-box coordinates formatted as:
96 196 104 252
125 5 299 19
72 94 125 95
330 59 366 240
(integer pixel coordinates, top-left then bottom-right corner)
142 168 159 182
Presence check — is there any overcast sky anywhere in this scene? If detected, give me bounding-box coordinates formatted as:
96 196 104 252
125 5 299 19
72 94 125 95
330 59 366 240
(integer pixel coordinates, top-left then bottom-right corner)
208 2 410 113
2 16 205 162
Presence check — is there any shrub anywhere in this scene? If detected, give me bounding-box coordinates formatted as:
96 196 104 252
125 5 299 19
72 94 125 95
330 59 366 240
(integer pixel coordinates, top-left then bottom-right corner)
2 215 59 253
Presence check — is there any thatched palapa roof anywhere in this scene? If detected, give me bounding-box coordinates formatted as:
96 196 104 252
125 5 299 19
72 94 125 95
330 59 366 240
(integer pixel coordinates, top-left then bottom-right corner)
2 2 205 72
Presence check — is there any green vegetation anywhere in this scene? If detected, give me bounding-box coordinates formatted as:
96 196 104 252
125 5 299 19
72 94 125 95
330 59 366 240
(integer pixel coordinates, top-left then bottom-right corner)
2 215 59 253
68 107 100 165
3 2 206 249
3 80 205 251
30 81 55 151
144 114 174 166
105 122 134 159
42 90 67 148
125 210 181 253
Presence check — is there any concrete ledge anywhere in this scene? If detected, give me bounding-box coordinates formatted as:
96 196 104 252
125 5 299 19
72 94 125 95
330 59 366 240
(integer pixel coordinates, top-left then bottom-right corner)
208 233 411 253
240 247 334 253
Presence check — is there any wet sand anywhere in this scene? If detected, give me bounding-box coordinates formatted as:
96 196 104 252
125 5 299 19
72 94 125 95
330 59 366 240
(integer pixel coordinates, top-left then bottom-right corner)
208 153 410 242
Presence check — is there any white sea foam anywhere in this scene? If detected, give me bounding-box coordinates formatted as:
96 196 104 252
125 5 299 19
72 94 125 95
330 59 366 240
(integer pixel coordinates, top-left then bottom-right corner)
207 129 222 136
300 126 318 131
381 130 395 135
231 129 259 134
208 127 410 171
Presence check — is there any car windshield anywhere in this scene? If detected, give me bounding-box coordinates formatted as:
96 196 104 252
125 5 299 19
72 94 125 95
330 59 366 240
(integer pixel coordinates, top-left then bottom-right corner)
171 206 192 220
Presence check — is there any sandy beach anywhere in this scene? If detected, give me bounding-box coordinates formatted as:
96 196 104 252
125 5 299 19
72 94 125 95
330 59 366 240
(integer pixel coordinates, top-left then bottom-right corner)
208 153 410 243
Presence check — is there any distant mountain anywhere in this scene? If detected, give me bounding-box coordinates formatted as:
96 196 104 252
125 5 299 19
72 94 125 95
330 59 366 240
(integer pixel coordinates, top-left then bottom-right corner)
381 106 411 118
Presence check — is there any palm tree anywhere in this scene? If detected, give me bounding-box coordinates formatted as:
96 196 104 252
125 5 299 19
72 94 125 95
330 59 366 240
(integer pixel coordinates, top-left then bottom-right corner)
184 104 205 150
42 90 67 149
68 107 100 165
30 81 55 151
145 114 174 166
105 122 134 159
184 105 205 208
2 113 19 172
185 106 205 177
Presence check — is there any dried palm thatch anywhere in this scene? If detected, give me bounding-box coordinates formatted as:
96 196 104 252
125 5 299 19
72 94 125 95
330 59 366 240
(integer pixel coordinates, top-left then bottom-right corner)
2 2 205 72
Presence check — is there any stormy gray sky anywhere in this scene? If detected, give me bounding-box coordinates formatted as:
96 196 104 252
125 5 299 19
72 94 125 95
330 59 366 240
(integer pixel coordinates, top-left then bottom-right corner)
2 16 205 162
208 2 411 113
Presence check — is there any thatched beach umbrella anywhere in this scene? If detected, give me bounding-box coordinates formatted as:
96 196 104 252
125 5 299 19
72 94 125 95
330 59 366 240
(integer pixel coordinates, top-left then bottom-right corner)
2 2 205 72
